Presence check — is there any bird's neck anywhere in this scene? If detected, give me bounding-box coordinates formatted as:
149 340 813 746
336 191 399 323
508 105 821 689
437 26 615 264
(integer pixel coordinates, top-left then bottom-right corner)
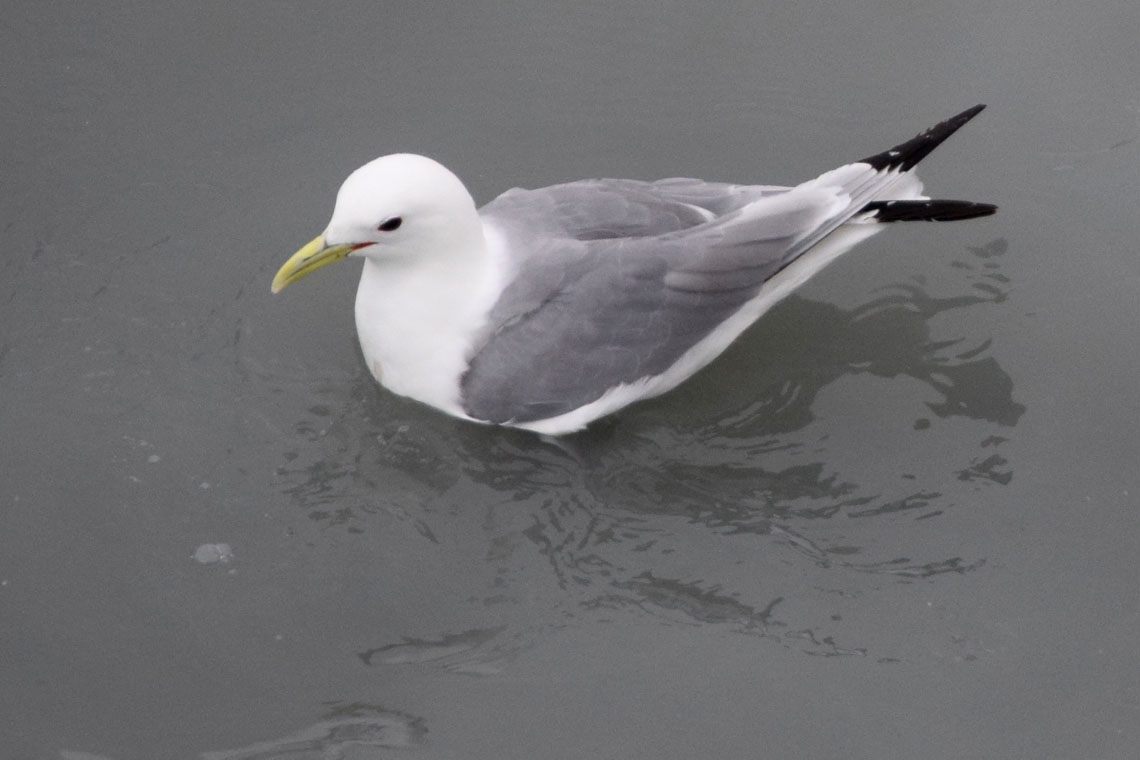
353 227 504 417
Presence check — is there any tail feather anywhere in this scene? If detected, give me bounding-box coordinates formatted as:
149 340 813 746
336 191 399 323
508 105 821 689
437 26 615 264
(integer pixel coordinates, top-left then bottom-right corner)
859 104 987 172
861 198 998 222
785 105 993 259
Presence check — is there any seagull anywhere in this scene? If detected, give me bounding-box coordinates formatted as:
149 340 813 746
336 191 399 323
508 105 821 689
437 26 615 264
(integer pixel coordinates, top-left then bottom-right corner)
272 105 995 435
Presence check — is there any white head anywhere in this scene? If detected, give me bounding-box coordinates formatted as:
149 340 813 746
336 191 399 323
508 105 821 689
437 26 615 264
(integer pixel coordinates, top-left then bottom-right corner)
272 153 482 292
326 153 480 254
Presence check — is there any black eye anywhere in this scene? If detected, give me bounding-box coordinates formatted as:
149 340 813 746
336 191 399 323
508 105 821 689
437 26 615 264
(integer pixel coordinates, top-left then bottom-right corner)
378 217 402 232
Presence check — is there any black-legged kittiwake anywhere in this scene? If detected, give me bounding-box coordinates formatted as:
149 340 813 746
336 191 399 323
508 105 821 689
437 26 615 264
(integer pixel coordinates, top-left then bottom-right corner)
272 105 995 435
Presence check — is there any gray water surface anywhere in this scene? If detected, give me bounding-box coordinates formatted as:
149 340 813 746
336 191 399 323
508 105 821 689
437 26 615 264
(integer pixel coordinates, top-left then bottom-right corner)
4 2 1138 759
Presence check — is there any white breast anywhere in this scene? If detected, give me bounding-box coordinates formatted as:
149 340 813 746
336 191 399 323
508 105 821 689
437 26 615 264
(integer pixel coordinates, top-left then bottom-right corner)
353 235 509 418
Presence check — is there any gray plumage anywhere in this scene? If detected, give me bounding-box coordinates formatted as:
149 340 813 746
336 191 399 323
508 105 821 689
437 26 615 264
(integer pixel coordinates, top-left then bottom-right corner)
459 106 994 425
462 180 814 423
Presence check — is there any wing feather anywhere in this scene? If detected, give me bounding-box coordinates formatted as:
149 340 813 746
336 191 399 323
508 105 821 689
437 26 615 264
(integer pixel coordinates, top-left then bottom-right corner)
459 105 991 426
463 185 847 424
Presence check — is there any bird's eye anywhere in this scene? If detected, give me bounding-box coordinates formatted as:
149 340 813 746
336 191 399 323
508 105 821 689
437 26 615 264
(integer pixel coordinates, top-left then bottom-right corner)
378 217 403 232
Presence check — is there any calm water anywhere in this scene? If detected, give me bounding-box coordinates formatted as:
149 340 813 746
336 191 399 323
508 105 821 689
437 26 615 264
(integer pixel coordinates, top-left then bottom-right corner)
4 2 1138 758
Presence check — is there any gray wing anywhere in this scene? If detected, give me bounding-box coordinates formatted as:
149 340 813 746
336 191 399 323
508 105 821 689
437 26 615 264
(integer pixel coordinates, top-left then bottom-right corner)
461 176 868 425
459 105 988 424
479 177 789 242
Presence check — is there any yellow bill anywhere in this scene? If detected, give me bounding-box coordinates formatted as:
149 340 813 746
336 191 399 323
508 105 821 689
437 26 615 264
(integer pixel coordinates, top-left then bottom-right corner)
271 235 357 293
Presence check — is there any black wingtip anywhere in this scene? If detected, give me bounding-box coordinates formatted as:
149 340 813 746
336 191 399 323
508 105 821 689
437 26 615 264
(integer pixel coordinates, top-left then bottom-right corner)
861 198 997 222
860 104 987 172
